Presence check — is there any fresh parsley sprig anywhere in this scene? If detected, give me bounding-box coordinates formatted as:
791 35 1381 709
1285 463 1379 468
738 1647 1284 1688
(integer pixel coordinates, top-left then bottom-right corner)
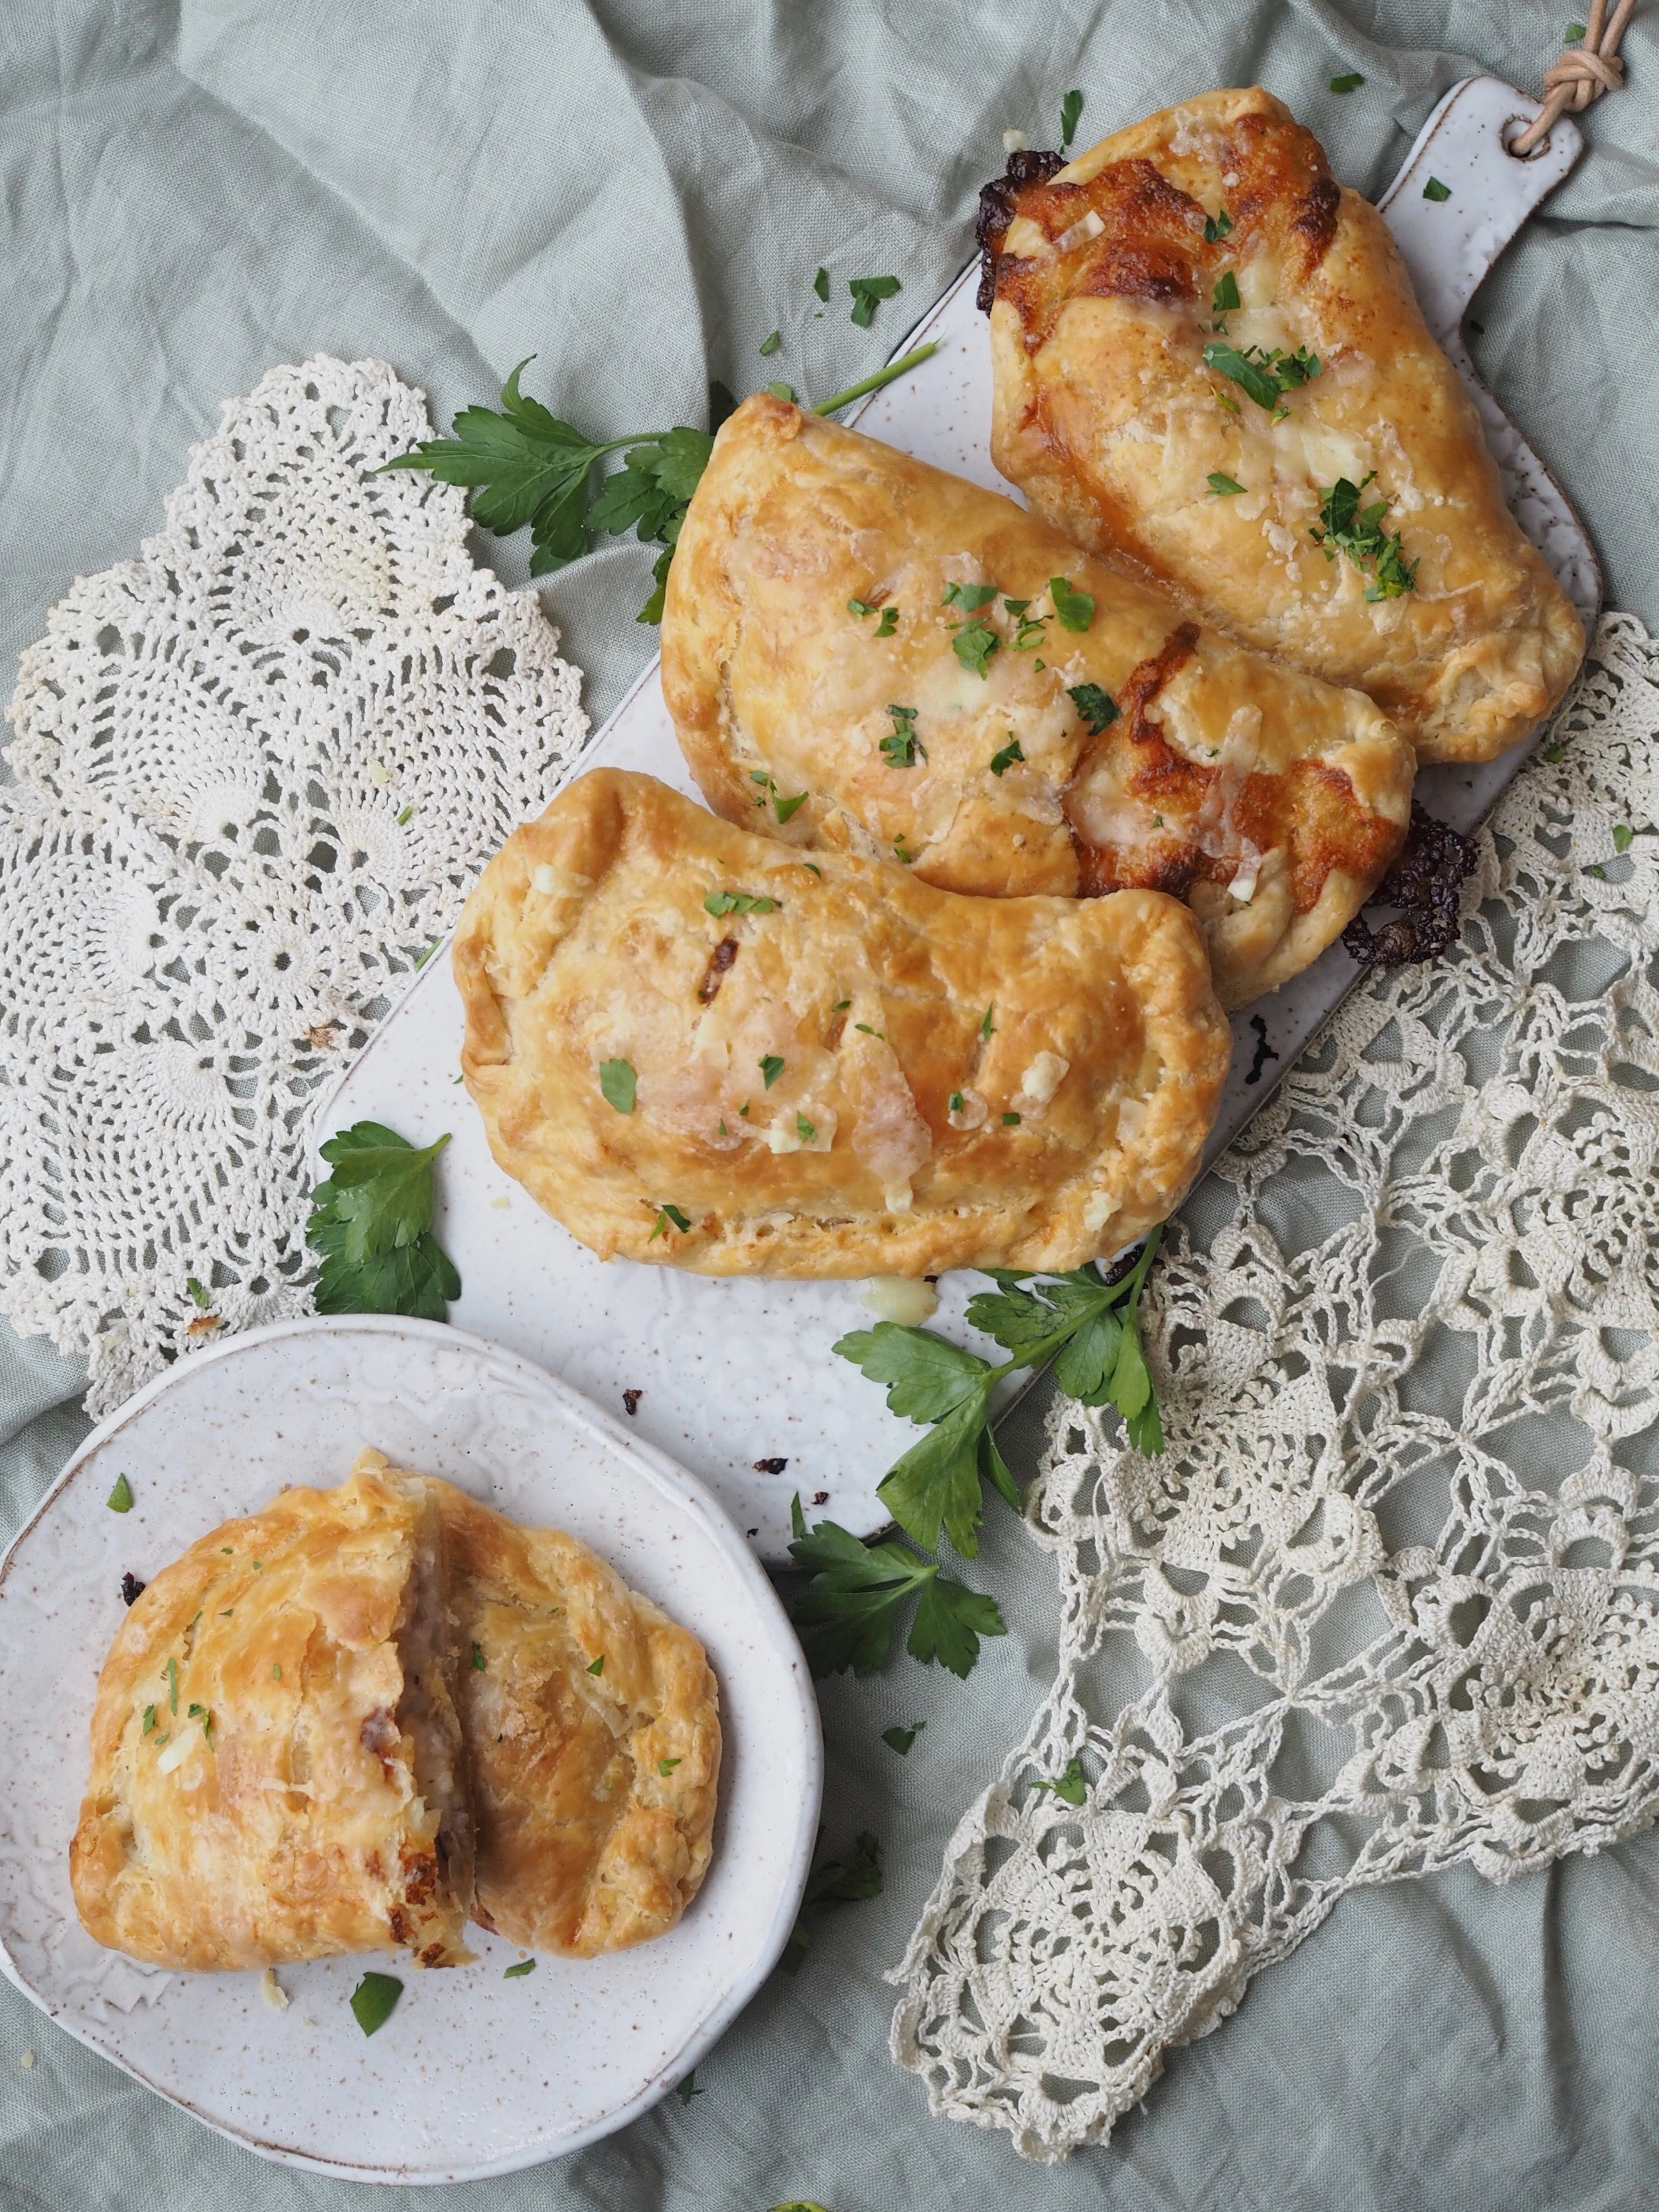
833 1230 1165 1563
1310 471 1419 600
779 1830 884 1972
306 1121 461 1319
380 344 938 623
787 1500 1006 1678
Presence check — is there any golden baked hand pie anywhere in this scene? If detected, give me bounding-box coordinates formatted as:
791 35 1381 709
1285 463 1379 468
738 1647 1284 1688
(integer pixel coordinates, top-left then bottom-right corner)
453 767 1230 1275
70 1455 473 1970
433 1479 719 1957
661 394 1413 1007
979 88 1584 764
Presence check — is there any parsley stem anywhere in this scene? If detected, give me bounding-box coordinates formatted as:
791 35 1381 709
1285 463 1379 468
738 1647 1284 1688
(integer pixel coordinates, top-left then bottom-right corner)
810 343 940 417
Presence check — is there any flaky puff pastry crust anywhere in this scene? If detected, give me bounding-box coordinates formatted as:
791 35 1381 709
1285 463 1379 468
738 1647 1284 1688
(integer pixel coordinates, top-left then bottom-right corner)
662 395 1413 1007
454 769 1230 1276
433 1480 719 1956
70 1457 474 1970
983 88 1584 764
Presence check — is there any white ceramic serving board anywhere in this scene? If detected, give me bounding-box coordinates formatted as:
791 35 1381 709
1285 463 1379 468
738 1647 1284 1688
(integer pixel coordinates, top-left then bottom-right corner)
316 79 1597 1564
0 1319 821 2183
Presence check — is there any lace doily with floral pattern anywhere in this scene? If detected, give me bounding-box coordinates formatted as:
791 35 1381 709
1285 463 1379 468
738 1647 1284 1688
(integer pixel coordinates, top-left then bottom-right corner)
891 613 1659 2163
0 356 586 1414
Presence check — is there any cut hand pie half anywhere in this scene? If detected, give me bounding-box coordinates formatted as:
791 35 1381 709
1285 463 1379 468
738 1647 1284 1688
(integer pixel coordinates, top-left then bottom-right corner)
660 394 1414 1007
979 88 1585 763
453 767 1230 1276
435 1478 721 1957
70 1454 474 1970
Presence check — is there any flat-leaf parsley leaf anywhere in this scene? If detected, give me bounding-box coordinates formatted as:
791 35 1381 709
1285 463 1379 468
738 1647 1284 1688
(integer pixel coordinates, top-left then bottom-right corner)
306 1122 461 1320
599 1058 637 1112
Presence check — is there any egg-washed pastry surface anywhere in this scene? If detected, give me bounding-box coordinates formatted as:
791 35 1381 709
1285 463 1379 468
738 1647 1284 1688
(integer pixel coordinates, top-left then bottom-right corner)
980 88 1585 763
70 1457 473 1971
661 394 1413 1007
453 767 1230 1275
433 1477 719 1957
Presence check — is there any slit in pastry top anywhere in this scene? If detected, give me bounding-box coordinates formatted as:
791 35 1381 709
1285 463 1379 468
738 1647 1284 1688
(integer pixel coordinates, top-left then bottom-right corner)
452 767 1231 1277
661 392 1413 1007
979 86 1585 764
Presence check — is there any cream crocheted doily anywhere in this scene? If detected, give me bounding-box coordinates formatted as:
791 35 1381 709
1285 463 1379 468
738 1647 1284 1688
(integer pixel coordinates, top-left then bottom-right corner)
0 357 587 1415
891 611 1659 2162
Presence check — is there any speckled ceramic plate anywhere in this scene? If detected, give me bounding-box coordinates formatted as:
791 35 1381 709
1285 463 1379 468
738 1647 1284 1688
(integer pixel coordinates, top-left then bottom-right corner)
313 78 1597 1564
0 1317 822 2183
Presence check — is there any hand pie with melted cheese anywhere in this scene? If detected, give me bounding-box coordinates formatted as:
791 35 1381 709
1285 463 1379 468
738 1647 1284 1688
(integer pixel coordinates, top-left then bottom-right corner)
433 1477 720 1957
453 767 1230 1274
980 88 1585 763
661 394 1413 1007
70 1457 473 1970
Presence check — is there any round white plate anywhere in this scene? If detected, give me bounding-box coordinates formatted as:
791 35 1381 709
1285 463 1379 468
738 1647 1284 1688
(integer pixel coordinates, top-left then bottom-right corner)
0 1317 822 2183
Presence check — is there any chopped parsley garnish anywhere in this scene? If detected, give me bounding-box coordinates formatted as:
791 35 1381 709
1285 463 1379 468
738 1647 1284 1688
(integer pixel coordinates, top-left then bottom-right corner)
1208 471 1246 496
1033 1755 1087 1805
1310 472 1418 599
1060 88 1084 151
813 266 830 301
272 1664 281 1680
893 837 914 864
1203 208 1234 242
676 2071 706 2104
186 1276 211 1310
760 1055 786 1088
587 1655 605 1676
349 1972 403 2037
470 1642 486 1670
849 273 901 327
1067 682 1118 735
1201 339 1321 415
106 1475 133 1514
1613 824 1634 852
831 1231 1165 1576
165 1657 179 1714
980 1004 995 1040
759 330 782 356
1001 1112 1021 1126
599 1058 636 1113
142 1705 157 1735
1212 269 1241 317
650 1205 691 1240
803 861 823 877
764 380 795 402
831 999 851 1011
1048 576 1095 631
989 736 1025 775
749 769 809 822
854 1023 885 1039
796 1112 817 1143
307 1122 461 1321
780 1829 884 1971
704 890 778 917
850 597 899 637
950 617 999 678
1330 70 1365 92
881 704 925 768
504 1958 536 1978
882 1721 925 1755
1566 21 1587 37
658 1757 682 1776
941 581 998 613
187 1702 214 1748
1423 176 1451 202
948 1092 964 1113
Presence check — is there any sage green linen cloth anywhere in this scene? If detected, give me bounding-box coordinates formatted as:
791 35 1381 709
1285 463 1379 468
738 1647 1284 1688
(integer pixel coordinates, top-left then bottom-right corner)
3 3 1658 2206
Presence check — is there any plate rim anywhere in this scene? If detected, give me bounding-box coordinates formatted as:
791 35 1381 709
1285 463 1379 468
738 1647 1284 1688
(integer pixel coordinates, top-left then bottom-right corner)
0 1312 824 2185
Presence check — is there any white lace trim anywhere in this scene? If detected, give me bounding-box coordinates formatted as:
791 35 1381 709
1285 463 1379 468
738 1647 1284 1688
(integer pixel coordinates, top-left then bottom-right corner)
891 611 1659 2162
0 356 587 1416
